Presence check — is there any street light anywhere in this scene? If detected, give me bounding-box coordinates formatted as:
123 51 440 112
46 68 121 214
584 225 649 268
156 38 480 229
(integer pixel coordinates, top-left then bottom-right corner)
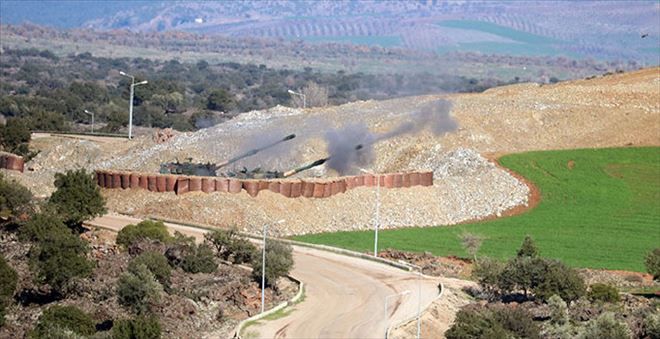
384 290 410 319
261 219 286 314
119 71 148 139
287 89 306 109
83 109 94 134
359 167 380 257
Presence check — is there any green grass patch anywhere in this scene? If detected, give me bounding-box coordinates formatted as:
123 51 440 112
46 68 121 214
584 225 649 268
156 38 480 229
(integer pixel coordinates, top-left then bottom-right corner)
293 147 660 272
437 20 558 44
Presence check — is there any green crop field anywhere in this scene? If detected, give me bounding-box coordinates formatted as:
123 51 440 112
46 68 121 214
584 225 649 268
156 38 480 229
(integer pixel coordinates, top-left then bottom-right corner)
294 147 660 272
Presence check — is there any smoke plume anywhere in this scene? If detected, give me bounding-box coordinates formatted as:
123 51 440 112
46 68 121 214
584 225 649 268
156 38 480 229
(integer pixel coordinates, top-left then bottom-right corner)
325 99 457 174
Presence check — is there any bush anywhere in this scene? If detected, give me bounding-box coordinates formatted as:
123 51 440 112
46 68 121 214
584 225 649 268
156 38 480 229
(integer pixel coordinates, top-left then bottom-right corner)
582 312 631 339
180 244 217 274
48 169 106 229
645 248 660 280
0 174 33 224
205 228 256 264
117 264 162 314
643 311 660 339
128 251 171 287
587 283 620 303
31 305 96 338
20 211 66 243
0 118 31 155
116 220 171 249
532 259 586 303
26 214 93 293
446 303 540 339
547 294 569 325
517 235 539 258
0 254 17 326
471 257 504 296
112 315 161 339
251 240 294 287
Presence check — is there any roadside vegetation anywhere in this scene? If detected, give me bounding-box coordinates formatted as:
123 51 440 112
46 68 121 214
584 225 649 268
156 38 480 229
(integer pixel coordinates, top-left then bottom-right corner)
294 147 660 272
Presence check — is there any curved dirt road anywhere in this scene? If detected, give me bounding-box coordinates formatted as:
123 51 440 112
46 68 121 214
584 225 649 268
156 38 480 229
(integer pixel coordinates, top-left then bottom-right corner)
86 214 441 339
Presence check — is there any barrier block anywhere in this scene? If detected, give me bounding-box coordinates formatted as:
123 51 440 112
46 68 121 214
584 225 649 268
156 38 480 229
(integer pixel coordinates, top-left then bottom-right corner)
363 174 375 187
338 179 347 193
258 181 269 191
215 178 229 193
409 172 420 186
139 175 148 189
175 177 189 195
323 181 333 197
313 182 325 198
147 176 158 192
96 171 105 188
165 175 177 191
130 173 140 189
268 181 280 194
156 176 167 192
121 172 131 189
189 177 202 192
243 180 260 197
393 173 403 188
402 173 411 187
202 178 215 193
280 181 292 197
301 181 314 198
228 179 242 193
290 181 302 198
112 173 122 189
420 172 433 186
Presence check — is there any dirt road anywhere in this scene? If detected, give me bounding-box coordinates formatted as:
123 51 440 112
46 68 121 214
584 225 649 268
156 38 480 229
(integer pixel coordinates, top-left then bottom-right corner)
86 214 441 339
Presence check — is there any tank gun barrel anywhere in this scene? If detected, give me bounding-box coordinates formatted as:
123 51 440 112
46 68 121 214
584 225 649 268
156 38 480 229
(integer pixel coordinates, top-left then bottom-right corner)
216 134 296 169
282 158 328 178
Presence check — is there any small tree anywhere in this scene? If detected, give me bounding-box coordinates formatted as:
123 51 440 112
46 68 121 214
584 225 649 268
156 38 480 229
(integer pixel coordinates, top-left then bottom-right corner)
587 283 620 303
205 228 256 264
446 303 540 339
0 117 31 155
547 294 569 325
471 257 504 296
117 263 162 314
116 220 172 249
112 315 162 339
644 248 660 280
180 244 217 274
206 89 234 112
517 235 539 258
251 240 294 287
459 232 484 261
48 169 106 229
0 173 33 224
31 305 96 338
128 251 172 287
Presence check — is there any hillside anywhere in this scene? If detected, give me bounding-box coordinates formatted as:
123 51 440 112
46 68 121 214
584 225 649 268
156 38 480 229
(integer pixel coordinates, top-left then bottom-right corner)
2 68 657 239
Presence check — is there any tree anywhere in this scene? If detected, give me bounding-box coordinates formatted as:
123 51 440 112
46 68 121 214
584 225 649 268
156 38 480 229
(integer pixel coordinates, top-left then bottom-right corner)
205 228 256 264
128 251 172 287
587 283 620 303
517 235 539 258
29 222 94 294
116 220 172 249
112 315 161 339
0 173 33 224
31 305 96 338
645 248 660 280
206 89 234 112
48 169 106 229
0 117 31 156
459 232 483 261
251 240 294 287
117 263 162 314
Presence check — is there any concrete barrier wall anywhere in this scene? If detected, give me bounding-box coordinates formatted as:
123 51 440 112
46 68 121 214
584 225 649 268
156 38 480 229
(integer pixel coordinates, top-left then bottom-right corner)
0 153 24 173
94 170 434 199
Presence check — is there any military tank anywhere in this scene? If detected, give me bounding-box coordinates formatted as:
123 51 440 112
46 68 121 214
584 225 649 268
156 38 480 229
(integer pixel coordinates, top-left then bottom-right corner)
159 134 296 177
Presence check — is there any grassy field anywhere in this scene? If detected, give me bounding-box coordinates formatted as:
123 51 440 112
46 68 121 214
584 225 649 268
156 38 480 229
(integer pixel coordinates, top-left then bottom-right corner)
293 147 660 272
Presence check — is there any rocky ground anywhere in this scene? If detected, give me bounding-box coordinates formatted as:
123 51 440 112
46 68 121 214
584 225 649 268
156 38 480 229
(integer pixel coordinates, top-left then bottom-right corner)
0 228 296 338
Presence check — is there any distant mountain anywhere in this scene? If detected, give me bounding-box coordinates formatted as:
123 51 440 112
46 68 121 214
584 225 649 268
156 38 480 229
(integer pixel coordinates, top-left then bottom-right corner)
1 1 658 62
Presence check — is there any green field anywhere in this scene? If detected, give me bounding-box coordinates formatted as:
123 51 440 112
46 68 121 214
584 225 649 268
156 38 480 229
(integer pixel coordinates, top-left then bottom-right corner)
294 147 660 272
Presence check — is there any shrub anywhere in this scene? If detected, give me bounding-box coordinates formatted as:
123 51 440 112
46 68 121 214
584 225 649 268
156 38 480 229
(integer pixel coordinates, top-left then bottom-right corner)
587 283 620 303
643 311 660 339
471 257 504 296
180 244 217 274
459 232 483 261
0 117 31 155
0 254 17 326
48 169 106 229
19 211 66 243
205 228 256 264
31 305 96 338
27 216 93 293
645 248 660 280
547 294 569 325
251 240 294 287
517 235 539 258
532 259 586 303
116 220 171 249
582 312 631 339
112 315 161 339
446 303 540 339
0 174 33 224
117 264 162 314
128 251 171 287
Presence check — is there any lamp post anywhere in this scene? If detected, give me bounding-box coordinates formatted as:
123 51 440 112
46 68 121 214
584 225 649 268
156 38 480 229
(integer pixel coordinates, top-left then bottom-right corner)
83 110 94 134
359 168 381 257
261 219 286 314
119 71 148 139
287 89 306 109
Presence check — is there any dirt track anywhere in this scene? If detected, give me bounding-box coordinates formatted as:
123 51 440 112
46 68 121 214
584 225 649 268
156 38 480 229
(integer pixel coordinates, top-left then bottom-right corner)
86 214 441 339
